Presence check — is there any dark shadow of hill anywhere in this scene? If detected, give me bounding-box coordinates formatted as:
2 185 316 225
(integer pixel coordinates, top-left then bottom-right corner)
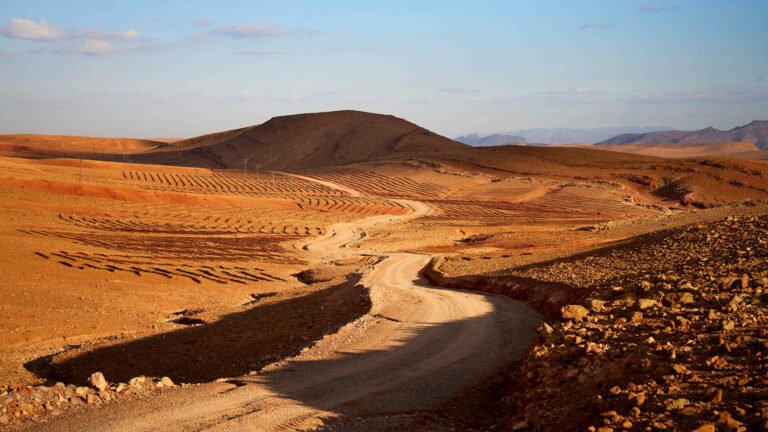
25 276 370 385
26 272 541 431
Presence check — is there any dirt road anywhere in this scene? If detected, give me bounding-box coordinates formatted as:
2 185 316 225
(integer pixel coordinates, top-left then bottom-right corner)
28 183 541 432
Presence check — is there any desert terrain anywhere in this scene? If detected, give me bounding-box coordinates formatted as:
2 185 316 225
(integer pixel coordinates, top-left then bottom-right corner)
1 111 767 431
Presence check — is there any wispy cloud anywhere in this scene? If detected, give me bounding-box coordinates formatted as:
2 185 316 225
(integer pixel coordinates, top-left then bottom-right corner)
56 40 123 56
55 39 157 56
212 23 286 38
236 48 288 56
581 21 613 30
75 28 140 40
535 87 597 96
438 88 481 95
638 4 679 13
195 18 213 27
1 17 141 42
1 18 68 41
626 90 768 104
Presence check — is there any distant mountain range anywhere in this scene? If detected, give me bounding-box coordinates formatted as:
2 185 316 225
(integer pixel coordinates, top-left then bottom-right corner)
455 133 527 146
596 120 768 149
457 127 672 145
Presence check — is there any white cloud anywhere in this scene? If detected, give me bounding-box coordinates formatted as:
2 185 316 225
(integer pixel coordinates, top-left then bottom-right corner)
213 23 286 38
56 40 123 56
581 21 613 30
1 17 141 42
1 18 68 41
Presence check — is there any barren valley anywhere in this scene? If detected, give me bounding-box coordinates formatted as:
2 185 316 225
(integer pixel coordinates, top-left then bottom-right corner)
1 111 767 431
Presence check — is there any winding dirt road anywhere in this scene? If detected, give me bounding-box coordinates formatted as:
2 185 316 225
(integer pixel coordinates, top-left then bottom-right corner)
29 180 541 431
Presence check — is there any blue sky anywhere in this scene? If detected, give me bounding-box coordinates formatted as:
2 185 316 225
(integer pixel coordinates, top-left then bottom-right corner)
0 0 766 138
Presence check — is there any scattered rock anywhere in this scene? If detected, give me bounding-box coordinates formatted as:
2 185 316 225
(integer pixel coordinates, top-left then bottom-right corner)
678 292 695 304
488 214 768 432
717 411 743 430
561 305 589 321
512 421 531 430
588 299 608 311
88 372 108 391
129 376 146 386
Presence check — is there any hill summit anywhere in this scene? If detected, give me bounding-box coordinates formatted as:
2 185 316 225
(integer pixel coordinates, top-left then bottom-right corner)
144 110 468 170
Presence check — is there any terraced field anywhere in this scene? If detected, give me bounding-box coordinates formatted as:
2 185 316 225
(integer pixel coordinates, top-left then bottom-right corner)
20 229 302 264
293 196 411 215
32 250 284 285
303 168 449 198
121 169 410 216
59 213 327 236
524 185 659 219
122 170 346 196
419 198 653 226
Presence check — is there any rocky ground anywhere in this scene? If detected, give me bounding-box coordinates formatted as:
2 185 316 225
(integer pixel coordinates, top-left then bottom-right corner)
419 213 768 431
0 374 178 429
0 271 372 430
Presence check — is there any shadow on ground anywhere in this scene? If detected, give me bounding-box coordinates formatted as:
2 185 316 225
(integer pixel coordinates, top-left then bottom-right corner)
219 276 540 428
25 276 370 385
26 273 541 432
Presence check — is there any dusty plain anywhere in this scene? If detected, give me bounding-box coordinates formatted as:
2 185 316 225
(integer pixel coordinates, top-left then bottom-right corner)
1 111 767 431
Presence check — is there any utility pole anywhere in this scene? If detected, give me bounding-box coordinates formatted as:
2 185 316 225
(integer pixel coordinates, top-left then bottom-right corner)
255 163 262 181
272 171 275 186
243 158 250 175
79 158 83 183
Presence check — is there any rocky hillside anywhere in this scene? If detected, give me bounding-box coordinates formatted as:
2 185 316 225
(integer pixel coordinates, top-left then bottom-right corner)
422 212 768 431
512 214 768 431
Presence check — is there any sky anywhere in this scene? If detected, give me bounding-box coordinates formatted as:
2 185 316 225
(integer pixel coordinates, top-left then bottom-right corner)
0 0 766 138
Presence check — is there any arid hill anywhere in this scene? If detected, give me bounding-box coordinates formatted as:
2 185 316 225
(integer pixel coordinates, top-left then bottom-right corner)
597 120 768 149
0 134 166 158
3 111 768 208
129 111 768 207
138 110 469 170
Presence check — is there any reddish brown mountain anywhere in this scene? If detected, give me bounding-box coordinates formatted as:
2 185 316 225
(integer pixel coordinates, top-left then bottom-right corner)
0 134 165 158
141 110 468 170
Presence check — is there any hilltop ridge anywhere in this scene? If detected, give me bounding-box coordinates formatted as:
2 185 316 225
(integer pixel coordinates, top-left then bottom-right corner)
141 110 469 170
597 120 768 149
